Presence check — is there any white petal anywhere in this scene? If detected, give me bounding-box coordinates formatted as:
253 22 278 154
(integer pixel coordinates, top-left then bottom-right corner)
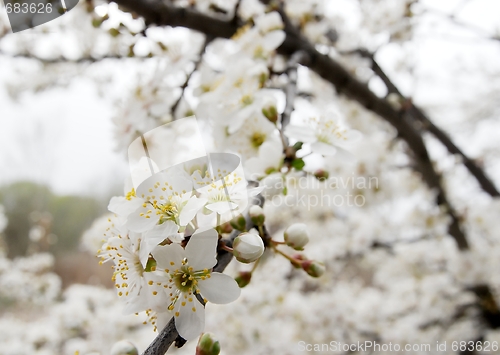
174 295 205 340
328 129 363 148
141 222 179 266
205 201 237 214
263 30 286 51
155 311 171 333
284 125 316 142
185 229 218 270
167 174 194 195
198 273 241 304
108 196 144 217
168 233 185 243
311 141 337 156
125 205 158 232
151 243 185 270
179 196 207 226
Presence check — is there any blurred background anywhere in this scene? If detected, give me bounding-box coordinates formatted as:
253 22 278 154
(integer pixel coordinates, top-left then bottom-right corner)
1 0 500 354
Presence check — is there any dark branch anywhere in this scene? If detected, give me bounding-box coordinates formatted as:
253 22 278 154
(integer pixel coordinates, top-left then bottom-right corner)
0 49 135 63
106 0 500 349
344 48 500 197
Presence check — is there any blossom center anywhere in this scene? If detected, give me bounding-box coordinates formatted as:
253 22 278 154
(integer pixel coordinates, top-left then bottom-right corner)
171 262 211 293
153 199 180 223
250 132 266 148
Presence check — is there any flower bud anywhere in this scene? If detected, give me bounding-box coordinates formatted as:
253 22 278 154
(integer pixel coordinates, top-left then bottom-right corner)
230 215 247 231
233 231 264 263
284 223 309 250
110 340 138 355
261 173 284 199
249 205 265 226
301 260 325 278
314 169 329 182
196 333 220 355
291 254 306 268
262 105 278 123
235 271 252 288
216 221 233 234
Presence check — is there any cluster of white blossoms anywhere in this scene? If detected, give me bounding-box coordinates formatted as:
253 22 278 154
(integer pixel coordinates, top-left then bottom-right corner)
3 0 500 354
99 164 257 339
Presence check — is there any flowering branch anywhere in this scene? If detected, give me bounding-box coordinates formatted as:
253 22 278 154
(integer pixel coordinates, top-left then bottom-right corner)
107 0 500 344
342 48 500 197
140 194 264 355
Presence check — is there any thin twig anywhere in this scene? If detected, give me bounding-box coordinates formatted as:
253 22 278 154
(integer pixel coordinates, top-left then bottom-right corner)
281 50 310 147
171 35 214 117
0 49 134 63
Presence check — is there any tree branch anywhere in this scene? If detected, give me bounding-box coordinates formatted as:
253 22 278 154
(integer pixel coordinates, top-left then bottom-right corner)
171 34 214 117
344 48 500 197
107 0 500 346
280 50 309 147
0 49 137 63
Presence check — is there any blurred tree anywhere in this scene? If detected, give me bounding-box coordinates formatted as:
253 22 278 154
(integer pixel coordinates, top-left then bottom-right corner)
0 181 105 257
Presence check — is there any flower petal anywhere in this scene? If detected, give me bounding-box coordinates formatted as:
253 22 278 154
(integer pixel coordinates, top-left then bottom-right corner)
311 141 337 156
126 205 158 232
108 196 144 217
198 273 241 304
179 196 207 226
174 295 205 340
205 201 238 214
185 229 218 270
151 243 185 270
284 124 316 143
141 222 179 266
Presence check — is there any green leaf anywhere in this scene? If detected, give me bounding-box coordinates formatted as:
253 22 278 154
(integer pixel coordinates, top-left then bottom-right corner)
291 158 305 170
292 142 303 151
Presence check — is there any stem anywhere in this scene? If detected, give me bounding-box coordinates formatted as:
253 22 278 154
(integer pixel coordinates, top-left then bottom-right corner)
220 244 233 253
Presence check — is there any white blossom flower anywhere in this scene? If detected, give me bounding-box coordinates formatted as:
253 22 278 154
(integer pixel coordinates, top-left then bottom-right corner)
234 13 285 60
123 171 207 235
99 227 166 314
285 109 362 156
216 110 281 160
151 229 241 340
244 140 284 180
195 167 262 227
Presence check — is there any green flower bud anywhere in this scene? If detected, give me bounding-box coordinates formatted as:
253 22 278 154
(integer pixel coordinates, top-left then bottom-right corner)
284 223 309 250
216 221 233 234
314 169 329 181
230 215 247 231
302 260 325 278
249 205 265 226
110 340 138 355
235 271 252 288
196 333 221 355
262 105 278 123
